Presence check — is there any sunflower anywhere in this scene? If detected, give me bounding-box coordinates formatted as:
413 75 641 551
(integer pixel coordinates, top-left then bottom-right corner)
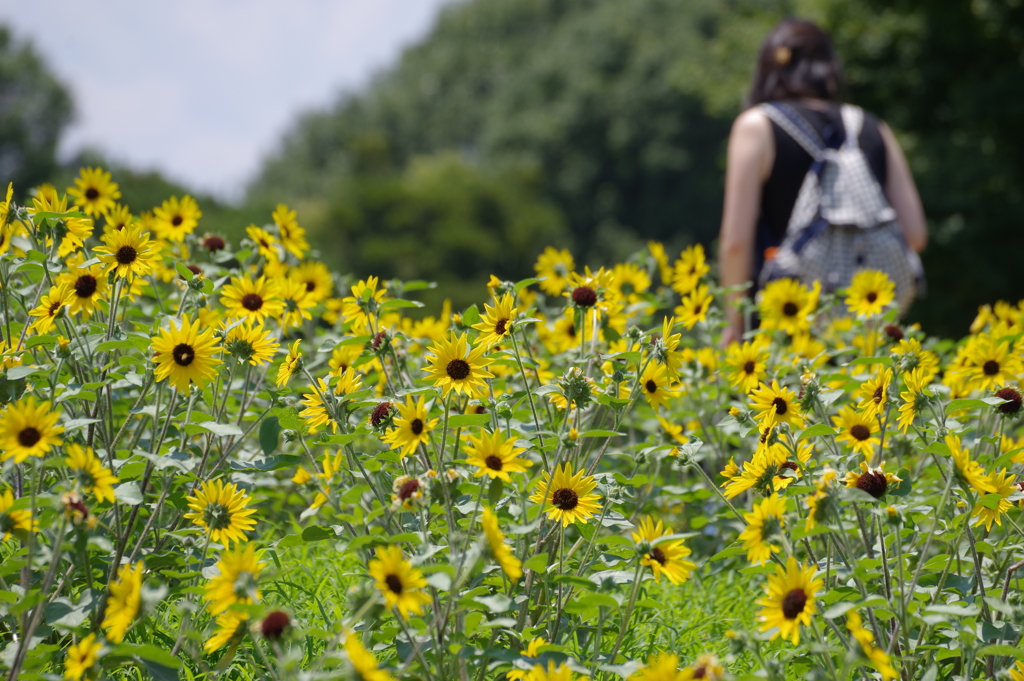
151 315 222 393
534 246 575 296
382 395 438 458
647 241 673 285
221 274 284 325
285 260 331 304
273 203 309 259
670 244 710 296
368 545 431 619
629 653 693 681
739 493 786 565
343 631 396 681
538 308 580 354
845 269 895 316
299 378 340 434
473 292 517 348
674 284 713 330
185 479 258 545
424 332 494 398
204 610 249 653
946 433 989 490
854 369 893 420
638 362 679 411
759 278 820 335
789 332 828 367
152 195 201 242
482 507 522 581
65 443 119 503
846 610 898 680
276 340 302 388
341 276 388 334
465 430 532 482
804 468 839 531
101 561 144 642
29 282 75 334
0 397 63 463
631 516 695 585
756 556 822 645
0 487 36 541
896 368 931 433
961 333 1023 392
103 203 134 231
971 468 1016 531
204 543 264 614
530 463 602 527
273 276 315 329
58 257 109 318
524 661 577 681
63 633 102 681
723 339 768 394
844 461 901 499
688 654 725 681
0 182 13 227
330 343 364 376
832 406 880 458
1010 661 1024 681
748 380 804 428
29 185 95 258
94 223 156 280
223 321 279 366
246 224 280 261
67 167 121 217
507 637 548 681
609 262 651 303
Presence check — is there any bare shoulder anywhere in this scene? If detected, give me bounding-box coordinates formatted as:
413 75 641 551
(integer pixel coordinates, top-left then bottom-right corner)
731 107 772 138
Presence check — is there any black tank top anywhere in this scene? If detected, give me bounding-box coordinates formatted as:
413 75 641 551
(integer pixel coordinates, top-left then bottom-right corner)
760 101 888 243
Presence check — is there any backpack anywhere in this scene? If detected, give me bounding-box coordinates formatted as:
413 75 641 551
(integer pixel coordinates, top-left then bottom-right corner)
757 102 924 312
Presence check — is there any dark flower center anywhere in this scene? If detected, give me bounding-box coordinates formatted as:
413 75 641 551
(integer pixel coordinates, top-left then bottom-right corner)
370 401 392 427
115 245 137 265
74 275 97 298
85 188 99 200
261 611 290 640
780 461 799 472
866 292 878 304
873 386 884 404
17 427 41 448
372 331 387 351
571 286 597 307
172 215 183 227
649 546 667 565
446 358 470 381
782 301 799 317
645 379 658 393
772 397 788 415
185 264 202 278
996 387 1023 415
485 455 503 471
552 487 579 510
856 470 888 498
172 343 195 367
692 667 707 679
743 361 756 374
474 405 487 414
385 574 404 594
410 418 424 435
850 424 871 441
781 588 808 619
398 479 421 501
241 293 264 311
884 325 904 341
305 280 316 292
494 318 509 335
983 360 1000 376
203 235 225 251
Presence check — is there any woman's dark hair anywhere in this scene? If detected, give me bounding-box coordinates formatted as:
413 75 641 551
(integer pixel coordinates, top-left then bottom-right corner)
745 19 845 108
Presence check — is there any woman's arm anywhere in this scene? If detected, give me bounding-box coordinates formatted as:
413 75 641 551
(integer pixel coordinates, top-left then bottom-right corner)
880 121 927 252
719 108 773 343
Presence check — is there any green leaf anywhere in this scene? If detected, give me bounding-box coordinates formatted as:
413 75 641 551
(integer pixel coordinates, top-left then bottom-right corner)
6 366 40 380
977 645 1024 661
196 421 244 437
845 356 891 367
709 546 746 562
447 413 491 429
514 277 540 293
890 469 912 497
579 429 625 438
174 262 195 281
523 553 548 572
259 416 280 456
462 304 481 327
379 298 424 311
115 482 143 506
63 418 101 431
474 594 512 613
487 478 503 507
946 398 991 414
301 526 336 542
799 424 837 440
978 493 1004 510
25 335 57 349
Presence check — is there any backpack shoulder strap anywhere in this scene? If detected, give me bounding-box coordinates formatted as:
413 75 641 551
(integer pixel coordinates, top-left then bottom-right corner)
760 102 826 161
839 105 864 150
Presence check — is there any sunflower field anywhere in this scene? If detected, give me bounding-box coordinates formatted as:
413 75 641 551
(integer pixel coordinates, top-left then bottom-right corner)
0 169 1022 681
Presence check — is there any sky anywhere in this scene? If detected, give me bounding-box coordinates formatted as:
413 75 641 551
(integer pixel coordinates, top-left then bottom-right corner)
0 1 455 201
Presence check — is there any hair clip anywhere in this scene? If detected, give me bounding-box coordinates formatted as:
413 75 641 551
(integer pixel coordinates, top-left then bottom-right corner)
774 46 792 66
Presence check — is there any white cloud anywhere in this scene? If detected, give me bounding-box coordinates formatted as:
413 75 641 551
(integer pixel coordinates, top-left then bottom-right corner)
0 0 455 200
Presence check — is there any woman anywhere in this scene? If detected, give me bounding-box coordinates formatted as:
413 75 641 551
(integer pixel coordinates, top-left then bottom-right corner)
718 19 926 343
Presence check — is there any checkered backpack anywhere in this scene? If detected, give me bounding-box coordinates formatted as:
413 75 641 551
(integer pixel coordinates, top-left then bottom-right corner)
757 102 923 311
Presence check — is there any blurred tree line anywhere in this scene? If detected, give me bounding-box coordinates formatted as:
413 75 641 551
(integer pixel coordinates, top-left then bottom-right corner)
4 0 1024 333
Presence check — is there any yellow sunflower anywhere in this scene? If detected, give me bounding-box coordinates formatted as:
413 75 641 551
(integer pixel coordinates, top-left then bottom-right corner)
184 479 258 545
738 493 786 566
29 185 94 257
524 661 577 681
368 545 431 619
341 276 388 334
94 223 156 281
473 292 517 348
845 269 895 316
152 195 201 242
723 339 768 394
748 380 804 428
151 315 222 393
204 610 249 653
299 378 341 434
246 224 280 261
67 166 121 217
631 516 695 584
805 468 839 531
638 362 679 411
846 610 898 680
465 429 532 482
274 276 315 329
382 395 438 458
276 340 302 388
670 244 710 296
855 369 893 420
961 333 1023 392
289 260 333 303
103 203 134 231
273 203 309 259
609 262 651 303
529 463 602 527
0 397 63 463
343 631 396 681
101 561 144 643
65 443 119 504
759 278 820 335
63 633 102 681
482 507 523 581
971 468 1016 531
674 284 713 330
204 542 264 614
832 406 880 458
756 556 823 645
59 257 109 318
0 487 37 541
648 241 673 285
29 282 75 334
223 321 279 366
946 433 989 490
534 246 575 296
221 274 284 325
424 332 494 398
629 653 690 681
